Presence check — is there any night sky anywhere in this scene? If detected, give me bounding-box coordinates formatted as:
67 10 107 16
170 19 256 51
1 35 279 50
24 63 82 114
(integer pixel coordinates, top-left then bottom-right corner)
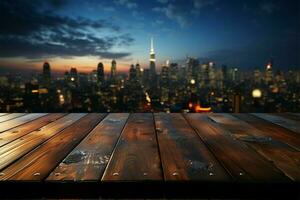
0 0 299 73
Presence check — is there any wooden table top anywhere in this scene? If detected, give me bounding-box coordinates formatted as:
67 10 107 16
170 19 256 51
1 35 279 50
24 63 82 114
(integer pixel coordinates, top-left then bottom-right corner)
0 113 299 198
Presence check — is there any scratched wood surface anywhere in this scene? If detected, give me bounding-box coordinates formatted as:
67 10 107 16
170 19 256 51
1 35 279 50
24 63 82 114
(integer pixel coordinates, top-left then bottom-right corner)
0 113 299 185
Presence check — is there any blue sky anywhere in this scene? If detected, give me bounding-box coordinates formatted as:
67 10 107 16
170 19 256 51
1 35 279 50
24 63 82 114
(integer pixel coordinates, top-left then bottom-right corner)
0 0 298 73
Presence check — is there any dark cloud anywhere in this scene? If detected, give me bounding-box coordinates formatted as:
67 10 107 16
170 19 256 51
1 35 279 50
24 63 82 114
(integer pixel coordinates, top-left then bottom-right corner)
153 0 217 27
0 0 133 59
114 0 138 10
260 1 279 14
202 35 299 69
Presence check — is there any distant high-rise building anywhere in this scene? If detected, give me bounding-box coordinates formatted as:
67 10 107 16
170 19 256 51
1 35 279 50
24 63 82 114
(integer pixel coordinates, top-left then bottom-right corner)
129 64 137 81
265 60 273 84
111 60 117 78
97 62 104 83
233 93 241 113
43 62 51 87
254 68 261 84
149 37 156 78
136 63 142 81
69 67 78 84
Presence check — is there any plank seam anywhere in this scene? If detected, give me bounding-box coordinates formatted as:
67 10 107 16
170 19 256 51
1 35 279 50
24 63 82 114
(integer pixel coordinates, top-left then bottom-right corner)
41 113 108 181
182 113 235 181
100 113 131 181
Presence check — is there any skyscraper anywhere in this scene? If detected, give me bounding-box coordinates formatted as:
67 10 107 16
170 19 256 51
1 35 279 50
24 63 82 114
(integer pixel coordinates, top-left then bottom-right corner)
43 62 51 87
97 62 104 83
265 60 273 84
149 37 156 78
111 59 117 79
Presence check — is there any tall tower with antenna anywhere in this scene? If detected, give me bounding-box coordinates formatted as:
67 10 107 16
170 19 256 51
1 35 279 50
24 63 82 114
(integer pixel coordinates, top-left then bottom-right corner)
149 37 156 77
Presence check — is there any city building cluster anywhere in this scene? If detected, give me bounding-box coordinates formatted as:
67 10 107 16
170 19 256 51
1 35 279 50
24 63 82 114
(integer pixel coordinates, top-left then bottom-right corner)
0 39 299 112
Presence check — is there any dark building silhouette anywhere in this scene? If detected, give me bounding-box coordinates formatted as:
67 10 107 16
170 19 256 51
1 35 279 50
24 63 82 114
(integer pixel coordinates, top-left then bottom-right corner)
97 62 104 84
111 60 117 79
43 62 51 87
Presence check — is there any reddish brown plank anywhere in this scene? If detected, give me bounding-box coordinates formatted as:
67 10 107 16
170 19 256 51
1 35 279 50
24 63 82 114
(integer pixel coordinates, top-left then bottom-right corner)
252 113 300 134
47 113 129 181
102 113 163 181
0 113 48 133
0 113 26 123
0 113 86 171
0 113 106 181
209 114 300 181
233 113 300 151
184 113 290 182
0 113 66 147
154 113 231 181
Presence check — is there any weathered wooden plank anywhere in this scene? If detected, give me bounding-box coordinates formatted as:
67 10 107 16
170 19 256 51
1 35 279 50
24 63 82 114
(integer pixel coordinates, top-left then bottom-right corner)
209 114 300 181
0 113 106 181
274 113 300 123
0 113 8 117
47 113 129 181
233 113 300 151
0 113 26 123
291 113 300 117
252 113 300 134
0 113 86 171
184 113 290 182
0 113 48 133
154 113 231 181
102 113 163 181
0 113 66 147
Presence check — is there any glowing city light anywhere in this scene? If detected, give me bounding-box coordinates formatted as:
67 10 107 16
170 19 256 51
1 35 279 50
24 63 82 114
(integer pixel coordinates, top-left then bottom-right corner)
252 89 262 98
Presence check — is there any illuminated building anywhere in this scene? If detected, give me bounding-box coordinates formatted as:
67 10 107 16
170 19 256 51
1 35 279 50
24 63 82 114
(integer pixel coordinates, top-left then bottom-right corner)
149 37 156 78
265 60 273 84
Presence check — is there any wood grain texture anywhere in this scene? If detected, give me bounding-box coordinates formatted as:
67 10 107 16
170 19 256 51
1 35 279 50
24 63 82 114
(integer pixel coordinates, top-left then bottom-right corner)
233 113 300 151
0 113 47 133
102 113 163 181
185 113 290 182
252 113 300 134
47 113 129 181
0 113 26 123
0 113 66 147
154 113 231 181
209 113 300 181
0 113 86 171
0 113 106 181
275 113 300 122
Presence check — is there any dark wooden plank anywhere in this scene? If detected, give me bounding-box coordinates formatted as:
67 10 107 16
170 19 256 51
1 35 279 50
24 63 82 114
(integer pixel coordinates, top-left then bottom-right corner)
252 113 300 134
154 113 231 181
102 113 163 181
233 113 300 151
184 113 290 182
0 113 86 171
47 113 129 181
209 114 300 181
274 113 300 122
0 113 48 133
0 113 27 123
0 113 106 181
0 113 66 147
